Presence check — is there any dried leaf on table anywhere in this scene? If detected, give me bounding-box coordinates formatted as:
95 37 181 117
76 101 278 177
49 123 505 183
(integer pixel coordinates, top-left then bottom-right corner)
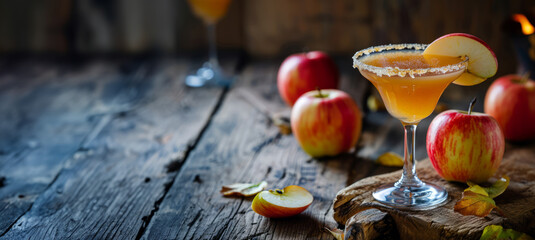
376 152 404 167
271 115 291 135
464 184 489 196
325 227 344 240
454 191 497 217
221 181 268 197
480 225 534 240
468 176 510 198
454 175 510 217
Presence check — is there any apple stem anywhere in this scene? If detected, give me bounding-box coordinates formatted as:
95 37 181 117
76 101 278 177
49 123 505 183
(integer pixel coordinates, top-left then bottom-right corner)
275 189 283 194
468 97 476 115
315 87 328 98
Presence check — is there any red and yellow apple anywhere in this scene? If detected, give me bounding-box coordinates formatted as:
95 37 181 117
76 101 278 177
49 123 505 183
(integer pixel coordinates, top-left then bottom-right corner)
291 89 362 158
277 51 339 106
484 74 535 141
423 33 498 86
251 185 313 218
426 102 505 183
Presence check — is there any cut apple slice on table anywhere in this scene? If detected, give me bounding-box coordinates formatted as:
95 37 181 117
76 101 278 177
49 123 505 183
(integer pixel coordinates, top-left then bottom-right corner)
251 185 313 218
423 33 498 86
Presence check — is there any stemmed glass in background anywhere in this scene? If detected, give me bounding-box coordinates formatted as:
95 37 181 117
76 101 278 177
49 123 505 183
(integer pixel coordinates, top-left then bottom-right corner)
353 44 469 210
185 0 233 87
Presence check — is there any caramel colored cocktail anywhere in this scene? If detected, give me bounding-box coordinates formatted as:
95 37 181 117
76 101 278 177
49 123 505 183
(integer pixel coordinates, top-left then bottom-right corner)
360 50 465 123
353 44 468 210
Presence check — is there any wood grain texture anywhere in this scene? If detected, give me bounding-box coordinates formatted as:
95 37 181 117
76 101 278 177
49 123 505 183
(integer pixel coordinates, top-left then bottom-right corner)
141 60 373 239
0 59 229 239
0 56 515 239
344 208 399 240
333 146 535 240
0 59 133 234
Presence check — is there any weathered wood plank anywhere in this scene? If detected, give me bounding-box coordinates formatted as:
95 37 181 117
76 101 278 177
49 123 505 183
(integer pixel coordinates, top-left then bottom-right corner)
0 59 137 234
334 146 535 240
0 58 231 239
141 60 374 239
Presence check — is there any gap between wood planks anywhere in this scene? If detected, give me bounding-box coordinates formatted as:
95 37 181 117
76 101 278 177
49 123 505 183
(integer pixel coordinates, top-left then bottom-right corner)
134 86 229 240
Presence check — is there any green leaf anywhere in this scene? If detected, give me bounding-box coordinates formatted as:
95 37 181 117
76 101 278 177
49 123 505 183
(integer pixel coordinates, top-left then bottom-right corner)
480 225 534 240
465 184 489 196
457 176 510 218
467 176 509 199
485 176 510 198
454 191 497 217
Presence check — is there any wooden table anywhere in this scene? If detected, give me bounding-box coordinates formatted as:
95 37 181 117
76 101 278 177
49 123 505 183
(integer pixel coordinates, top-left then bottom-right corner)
0 56 509 239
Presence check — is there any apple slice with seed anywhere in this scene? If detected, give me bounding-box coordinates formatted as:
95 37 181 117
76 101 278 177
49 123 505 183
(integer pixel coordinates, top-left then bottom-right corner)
423 33 498 86
251 185 313 218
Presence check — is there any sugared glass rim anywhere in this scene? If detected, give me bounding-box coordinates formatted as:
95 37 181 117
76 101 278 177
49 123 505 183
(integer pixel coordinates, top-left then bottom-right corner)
352 44 469 78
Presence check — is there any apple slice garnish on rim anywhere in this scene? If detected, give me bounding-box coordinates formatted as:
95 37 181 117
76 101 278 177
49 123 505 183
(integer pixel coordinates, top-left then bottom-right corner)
423 33 498 86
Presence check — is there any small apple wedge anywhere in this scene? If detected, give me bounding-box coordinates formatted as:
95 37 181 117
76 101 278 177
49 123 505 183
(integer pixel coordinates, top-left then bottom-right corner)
251 185 313 218
423 33 498 86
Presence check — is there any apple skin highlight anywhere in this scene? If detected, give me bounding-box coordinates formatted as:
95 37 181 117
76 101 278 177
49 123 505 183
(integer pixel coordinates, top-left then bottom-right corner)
427 110 504 183
291 90 362 158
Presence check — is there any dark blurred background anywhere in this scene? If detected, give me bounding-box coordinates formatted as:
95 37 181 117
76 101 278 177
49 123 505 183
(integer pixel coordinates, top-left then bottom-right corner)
0 0 534 75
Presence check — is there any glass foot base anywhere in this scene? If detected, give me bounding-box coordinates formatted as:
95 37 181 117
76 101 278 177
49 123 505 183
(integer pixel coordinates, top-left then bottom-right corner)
185 62 233 87
372 182 448 210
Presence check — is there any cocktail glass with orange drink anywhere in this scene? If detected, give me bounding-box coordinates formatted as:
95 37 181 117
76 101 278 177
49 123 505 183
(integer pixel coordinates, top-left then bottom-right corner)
353 34 498 210
185 0 234 87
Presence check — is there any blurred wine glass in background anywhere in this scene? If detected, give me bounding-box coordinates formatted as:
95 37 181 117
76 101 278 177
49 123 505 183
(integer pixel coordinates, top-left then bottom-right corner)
185 0 234 87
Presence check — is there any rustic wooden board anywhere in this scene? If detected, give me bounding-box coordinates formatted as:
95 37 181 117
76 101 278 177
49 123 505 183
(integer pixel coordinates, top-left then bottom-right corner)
333 146 535 240
140 60 375 239
0 59 134 235
0 59 230 239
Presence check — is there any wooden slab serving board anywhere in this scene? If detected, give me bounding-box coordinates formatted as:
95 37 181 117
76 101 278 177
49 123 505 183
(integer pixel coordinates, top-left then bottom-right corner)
333 147 535 240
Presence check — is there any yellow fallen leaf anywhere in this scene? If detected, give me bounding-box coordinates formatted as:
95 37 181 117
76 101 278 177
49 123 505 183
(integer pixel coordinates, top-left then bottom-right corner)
464 184 489 196
480 225 534 240
454 191 497 217
376 152 404 167
221 181 267 197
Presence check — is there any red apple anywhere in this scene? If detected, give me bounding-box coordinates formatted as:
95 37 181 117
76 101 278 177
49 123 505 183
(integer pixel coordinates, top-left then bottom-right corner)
423 33 498 86
427 99 504 183
484 74 535 141
251 185 313 218
291 89 361 158
277 51 339 106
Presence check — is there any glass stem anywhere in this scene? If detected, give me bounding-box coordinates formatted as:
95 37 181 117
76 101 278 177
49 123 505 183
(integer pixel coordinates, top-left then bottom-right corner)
206 23 219 67
396 122 424 188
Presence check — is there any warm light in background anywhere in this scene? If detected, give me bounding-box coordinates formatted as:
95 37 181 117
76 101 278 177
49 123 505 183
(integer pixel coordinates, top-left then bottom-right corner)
512 14 535 35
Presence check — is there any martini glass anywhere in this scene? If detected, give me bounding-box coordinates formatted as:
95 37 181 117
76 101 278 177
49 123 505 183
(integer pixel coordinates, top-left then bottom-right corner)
353 44 468 210
185 0 234 87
